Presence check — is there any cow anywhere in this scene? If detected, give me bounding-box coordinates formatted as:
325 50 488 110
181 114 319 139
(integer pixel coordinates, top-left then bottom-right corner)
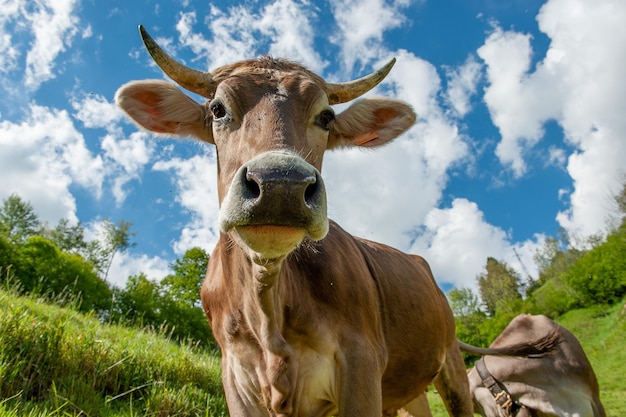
115 25 475 417
460 314 606 417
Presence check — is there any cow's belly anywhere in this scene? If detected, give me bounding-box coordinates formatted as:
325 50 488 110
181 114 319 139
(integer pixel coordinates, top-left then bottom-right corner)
227 343 339 417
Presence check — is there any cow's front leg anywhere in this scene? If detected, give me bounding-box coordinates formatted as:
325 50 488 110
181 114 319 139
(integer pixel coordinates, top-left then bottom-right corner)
337 342 385 417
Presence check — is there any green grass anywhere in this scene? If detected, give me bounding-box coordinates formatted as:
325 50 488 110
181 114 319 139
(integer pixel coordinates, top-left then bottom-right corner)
0 288 227 417
557 303 626 417
1 287 624 417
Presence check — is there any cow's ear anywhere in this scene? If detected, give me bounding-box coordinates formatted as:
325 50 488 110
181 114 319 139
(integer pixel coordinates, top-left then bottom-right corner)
327 98 416 149
115 80 214 144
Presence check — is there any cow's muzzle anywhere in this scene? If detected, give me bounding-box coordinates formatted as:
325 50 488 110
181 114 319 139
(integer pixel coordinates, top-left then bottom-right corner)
219 151 328 258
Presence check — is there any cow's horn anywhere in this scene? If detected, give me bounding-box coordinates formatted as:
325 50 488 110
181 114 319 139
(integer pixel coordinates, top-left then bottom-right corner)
325 58 396 105
139 25 217 98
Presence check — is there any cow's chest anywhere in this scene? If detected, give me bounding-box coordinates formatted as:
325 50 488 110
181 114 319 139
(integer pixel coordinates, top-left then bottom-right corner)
223 319 340 416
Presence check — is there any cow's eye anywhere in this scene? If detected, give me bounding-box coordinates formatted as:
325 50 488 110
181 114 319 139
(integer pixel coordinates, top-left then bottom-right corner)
210 100 227 120
317 109 335 130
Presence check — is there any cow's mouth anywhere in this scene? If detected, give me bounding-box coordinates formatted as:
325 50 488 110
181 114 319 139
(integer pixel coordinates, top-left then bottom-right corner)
234 225 307 259
219 150 329 258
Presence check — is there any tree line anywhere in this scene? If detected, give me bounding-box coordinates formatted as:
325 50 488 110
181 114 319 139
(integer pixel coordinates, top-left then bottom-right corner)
450 181 626 361
0 194 215 350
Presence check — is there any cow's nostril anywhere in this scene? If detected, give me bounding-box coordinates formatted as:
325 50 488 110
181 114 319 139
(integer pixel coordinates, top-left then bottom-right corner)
304 180 318 206
244 169 261 199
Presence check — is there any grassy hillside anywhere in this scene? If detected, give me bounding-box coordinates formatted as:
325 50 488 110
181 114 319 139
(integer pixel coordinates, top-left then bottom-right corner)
428 300 626 417
1 288 623 416
0 288 228 417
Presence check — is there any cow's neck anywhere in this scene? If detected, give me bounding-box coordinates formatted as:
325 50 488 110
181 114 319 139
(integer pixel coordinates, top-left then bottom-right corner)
247 256 292 356
224 241 296 411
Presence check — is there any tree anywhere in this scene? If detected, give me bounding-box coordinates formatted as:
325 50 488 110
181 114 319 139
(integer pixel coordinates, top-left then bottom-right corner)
45 218 87 254
159 247 215 348
611 175 626 229
110 273 161 326
0 194 41 243
524 236 586 316
448 287 489 356
161 247 209 307
477 257 522 316
448 287 482 318
101 219 136 282
45 219 109 274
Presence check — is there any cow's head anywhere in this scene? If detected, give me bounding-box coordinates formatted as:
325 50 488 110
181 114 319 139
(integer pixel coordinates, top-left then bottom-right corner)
116 26 416 261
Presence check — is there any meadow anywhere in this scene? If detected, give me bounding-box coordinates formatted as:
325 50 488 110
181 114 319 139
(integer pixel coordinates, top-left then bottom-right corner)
0 287 624 416
0 288 226 417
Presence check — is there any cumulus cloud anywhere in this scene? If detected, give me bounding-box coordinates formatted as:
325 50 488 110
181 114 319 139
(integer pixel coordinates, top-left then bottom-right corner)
478 27 560 176
409 198 543 292
72 93 123 129
174 1 324 73
329 0 408 70
0 1 20 75
0 103 104 225
22 0 81 89
70 93 155 205
152 152 220 255
256 0 325 70
479 0 626 239
106 251 170 288
444 55 483 118
101 131 155 205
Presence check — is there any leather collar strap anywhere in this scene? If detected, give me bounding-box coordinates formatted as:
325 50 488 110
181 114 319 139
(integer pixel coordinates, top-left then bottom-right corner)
475 357 524 416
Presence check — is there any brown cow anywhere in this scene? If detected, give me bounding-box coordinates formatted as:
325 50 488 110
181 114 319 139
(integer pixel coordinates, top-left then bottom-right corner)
116 25 474 417
461 314 606 417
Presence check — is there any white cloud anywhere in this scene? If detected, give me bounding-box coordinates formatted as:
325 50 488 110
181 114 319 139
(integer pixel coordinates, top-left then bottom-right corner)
0 0 23 74
152 152 220 255
101 131 155 205
478 26 561 176
478 0 626 239
409 198 543 292
547 146 566 168
329 0 408 70
256 0 325 71
0 103 104 225
444 55 483 118
72 93 123 129
23 0 81 89
175 1 324 73
106 251 170 288
70 92 155 205
540 0 626 239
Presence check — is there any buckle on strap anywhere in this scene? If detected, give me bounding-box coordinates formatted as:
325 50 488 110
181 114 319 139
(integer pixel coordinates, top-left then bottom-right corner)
475 358 522 416
494 390 513 409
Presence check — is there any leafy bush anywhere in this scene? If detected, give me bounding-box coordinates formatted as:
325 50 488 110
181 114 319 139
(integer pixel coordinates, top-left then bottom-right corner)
523 276 583 317
6 236 112 313
565 231 626 306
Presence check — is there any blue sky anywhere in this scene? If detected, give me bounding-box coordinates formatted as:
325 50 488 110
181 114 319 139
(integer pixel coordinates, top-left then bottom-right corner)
1 0 624 292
